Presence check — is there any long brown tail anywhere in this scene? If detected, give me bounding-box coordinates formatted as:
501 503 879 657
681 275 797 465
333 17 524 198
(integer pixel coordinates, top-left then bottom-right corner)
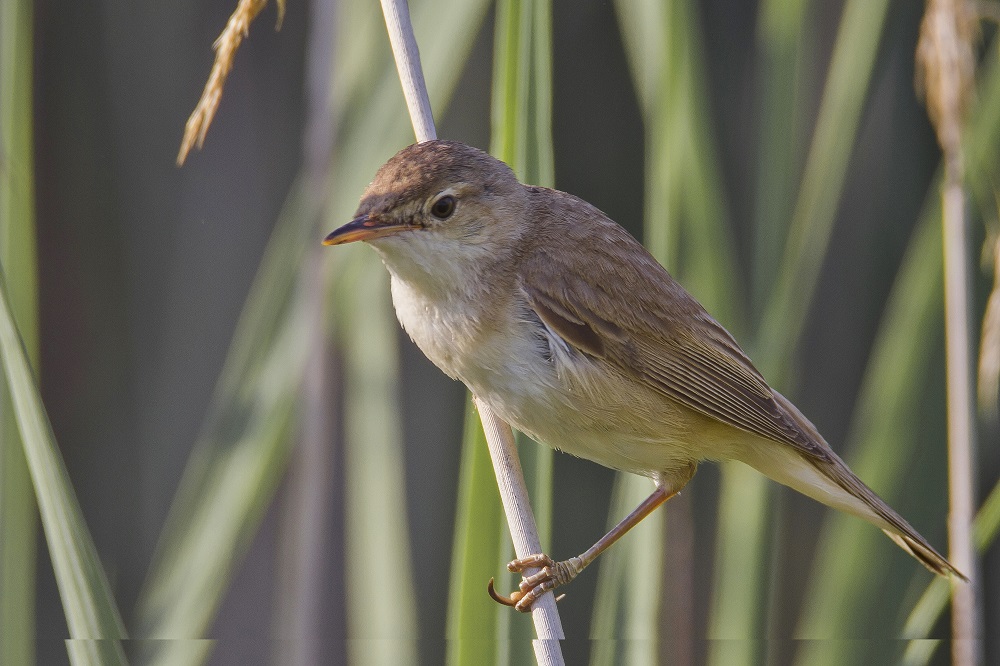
812 450 965 579
748 391 966 580
883 529 963 578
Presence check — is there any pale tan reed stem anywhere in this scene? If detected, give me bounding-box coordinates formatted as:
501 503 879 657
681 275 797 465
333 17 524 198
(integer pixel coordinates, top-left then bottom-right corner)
917 1 982 662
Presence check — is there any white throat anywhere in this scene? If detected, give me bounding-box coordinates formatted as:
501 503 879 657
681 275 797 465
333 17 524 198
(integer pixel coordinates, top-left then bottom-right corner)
370 231 513 385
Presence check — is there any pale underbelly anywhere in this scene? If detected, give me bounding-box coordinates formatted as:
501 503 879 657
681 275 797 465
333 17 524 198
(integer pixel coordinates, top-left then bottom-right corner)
392 279 743 475
459 343 736 477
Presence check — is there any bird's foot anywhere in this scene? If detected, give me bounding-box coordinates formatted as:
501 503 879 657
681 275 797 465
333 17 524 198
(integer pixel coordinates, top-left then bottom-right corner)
488 553 579 612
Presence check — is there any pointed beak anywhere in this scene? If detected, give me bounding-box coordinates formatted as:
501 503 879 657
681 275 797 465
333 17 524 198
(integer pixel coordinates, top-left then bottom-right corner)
322 214 416 245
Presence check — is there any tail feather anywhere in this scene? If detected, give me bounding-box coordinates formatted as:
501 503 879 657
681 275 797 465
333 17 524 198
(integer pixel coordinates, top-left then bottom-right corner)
743 390 966 580
883 530 965 579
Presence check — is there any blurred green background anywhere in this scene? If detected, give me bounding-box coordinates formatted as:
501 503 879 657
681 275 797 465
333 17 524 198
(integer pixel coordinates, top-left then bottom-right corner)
2 0 998 664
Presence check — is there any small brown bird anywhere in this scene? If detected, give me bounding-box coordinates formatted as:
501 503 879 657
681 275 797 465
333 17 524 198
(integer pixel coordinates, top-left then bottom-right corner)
323 140 963 612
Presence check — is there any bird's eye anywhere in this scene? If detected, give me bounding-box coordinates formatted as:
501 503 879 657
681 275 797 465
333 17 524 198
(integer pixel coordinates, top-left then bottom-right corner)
430 195 456 220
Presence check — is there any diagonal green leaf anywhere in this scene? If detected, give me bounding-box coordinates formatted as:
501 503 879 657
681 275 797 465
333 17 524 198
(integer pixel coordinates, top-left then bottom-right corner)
757 0 892 374
751 0 809 308
0 266 126 663
615 0 740 317
136 178 314 651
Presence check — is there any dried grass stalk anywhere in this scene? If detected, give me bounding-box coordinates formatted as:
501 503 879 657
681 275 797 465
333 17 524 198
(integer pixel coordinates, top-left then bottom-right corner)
916 0 975 162
176 0 286 165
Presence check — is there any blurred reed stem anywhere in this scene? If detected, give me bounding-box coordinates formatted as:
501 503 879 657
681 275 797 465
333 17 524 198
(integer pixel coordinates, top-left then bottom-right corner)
272 0 340 661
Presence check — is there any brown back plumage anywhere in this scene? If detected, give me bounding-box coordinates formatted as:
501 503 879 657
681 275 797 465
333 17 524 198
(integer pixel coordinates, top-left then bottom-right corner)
518 187 825 460
517 184 963 579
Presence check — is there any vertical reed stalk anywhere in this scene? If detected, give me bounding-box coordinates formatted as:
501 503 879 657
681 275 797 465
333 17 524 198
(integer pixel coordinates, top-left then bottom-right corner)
916 2 981 662
1 0 38 662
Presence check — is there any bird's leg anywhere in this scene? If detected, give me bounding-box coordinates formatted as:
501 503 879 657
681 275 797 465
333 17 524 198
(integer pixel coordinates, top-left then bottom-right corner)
492 464 695 613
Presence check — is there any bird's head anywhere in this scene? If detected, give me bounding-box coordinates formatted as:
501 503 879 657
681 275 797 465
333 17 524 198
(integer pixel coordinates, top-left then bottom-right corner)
323 141 528 286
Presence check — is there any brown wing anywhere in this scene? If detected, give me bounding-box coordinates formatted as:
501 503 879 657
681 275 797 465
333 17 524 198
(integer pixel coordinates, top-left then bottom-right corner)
519 214 827 461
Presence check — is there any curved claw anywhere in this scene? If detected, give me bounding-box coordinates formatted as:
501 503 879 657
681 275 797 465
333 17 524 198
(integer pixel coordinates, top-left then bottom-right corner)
487 577 523 608
487 577 567 611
